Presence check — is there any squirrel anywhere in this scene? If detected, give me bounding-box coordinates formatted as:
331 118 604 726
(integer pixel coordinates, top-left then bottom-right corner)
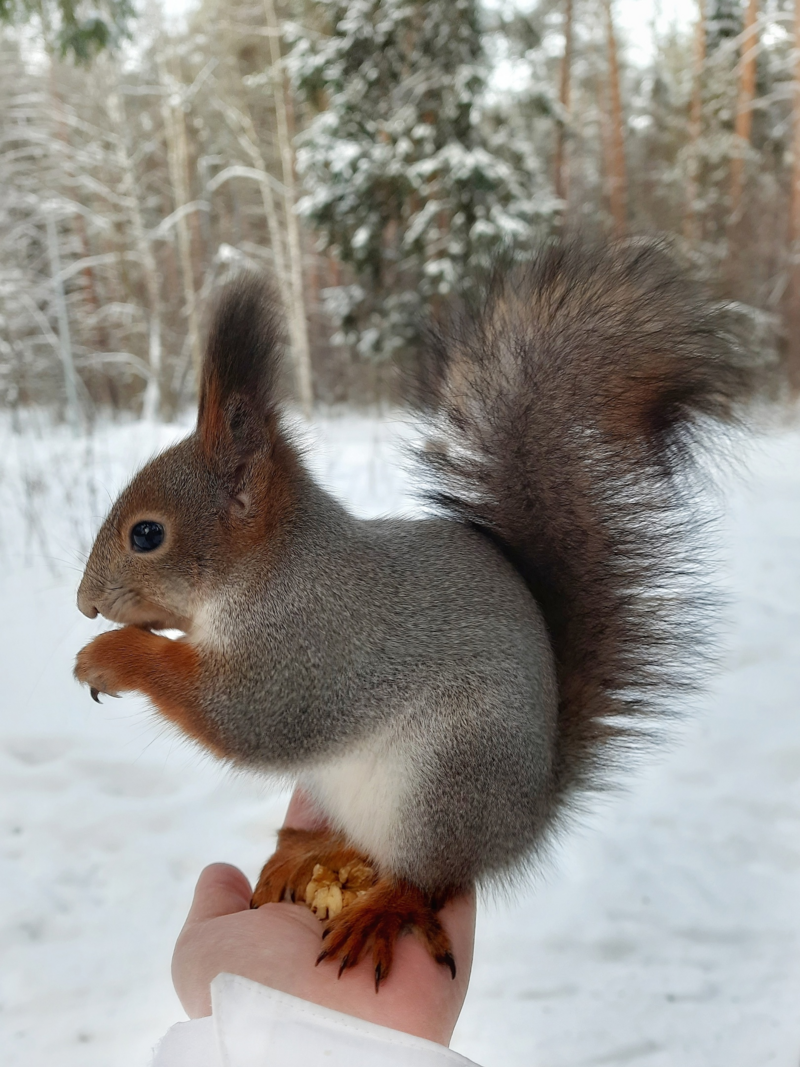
74 238 753 989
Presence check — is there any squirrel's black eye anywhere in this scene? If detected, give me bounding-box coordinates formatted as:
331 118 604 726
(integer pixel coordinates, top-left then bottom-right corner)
130 521 165 553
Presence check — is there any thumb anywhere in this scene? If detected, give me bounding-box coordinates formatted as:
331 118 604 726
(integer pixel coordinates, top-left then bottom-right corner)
183 863 252 925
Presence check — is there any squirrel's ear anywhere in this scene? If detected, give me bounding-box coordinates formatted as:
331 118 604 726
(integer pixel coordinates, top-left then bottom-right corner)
197 275 284 463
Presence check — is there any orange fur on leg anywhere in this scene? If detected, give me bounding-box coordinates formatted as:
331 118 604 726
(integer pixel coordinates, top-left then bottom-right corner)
74 627 225 756
252 827 369 907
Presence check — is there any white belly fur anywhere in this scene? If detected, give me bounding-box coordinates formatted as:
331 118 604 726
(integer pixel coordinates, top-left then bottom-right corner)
300 726 414 872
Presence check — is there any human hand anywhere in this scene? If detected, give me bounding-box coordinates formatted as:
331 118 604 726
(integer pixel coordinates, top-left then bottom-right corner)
171 791 476 1045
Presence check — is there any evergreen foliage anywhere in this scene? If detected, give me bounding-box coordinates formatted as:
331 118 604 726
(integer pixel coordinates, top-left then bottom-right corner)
707 0 743 50
0 0 133 61
287 0 552 359
0 0 795 416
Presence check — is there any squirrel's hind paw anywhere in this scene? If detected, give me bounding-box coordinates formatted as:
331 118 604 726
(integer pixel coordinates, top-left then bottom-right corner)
317 880 456 990
252 827 455 989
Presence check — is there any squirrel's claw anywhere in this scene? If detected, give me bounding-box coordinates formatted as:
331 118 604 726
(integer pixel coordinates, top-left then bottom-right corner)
75 631 128 704
89 685 120 703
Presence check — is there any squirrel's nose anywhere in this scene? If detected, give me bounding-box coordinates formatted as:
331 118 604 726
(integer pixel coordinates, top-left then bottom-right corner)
77 586 99 619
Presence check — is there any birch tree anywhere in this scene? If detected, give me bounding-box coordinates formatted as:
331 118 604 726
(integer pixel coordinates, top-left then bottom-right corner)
156 49 204 385
263 0 313 416
105 87 165 420
787 0 800 387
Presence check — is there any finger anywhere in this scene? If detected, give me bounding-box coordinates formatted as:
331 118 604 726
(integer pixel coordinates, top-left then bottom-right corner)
282 787 329 831
183 863 252 926
437 890 477 991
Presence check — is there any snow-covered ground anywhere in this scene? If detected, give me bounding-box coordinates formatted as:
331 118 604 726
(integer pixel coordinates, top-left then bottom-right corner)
1 412 799 1067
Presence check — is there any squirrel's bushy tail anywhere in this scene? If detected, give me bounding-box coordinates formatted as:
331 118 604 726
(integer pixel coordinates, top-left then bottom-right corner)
417 238 754 815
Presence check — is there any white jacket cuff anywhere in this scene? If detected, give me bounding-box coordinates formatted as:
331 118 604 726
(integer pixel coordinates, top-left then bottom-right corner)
152 972 481 1067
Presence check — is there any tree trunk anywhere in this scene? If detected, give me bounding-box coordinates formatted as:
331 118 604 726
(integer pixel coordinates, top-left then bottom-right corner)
786 0 800 390
107 88 163 421
157 50 204 389
47 65 110 376
46 208 82 433
554 0 574 208
730 0 759 223
790 1 800 251
263 0 314 418
603 0 627 236
211 94 293 321
684 0 707 244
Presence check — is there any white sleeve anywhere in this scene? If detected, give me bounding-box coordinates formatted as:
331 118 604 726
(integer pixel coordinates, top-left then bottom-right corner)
152 972 482 1067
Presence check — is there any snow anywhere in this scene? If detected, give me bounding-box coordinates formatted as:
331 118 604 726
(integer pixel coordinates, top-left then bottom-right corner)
2 411 799 1067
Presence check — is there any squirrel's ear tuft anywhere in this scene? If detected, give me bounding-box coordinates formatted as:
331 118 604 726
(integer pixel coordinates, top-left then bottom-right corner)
198 275 284 459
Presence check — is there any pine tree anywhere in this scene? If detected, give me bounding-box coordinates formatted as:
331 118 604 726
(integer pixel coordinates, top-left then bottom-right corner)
0 0 133 62
684 0 707 243
678 0 741 253
287 0 548 360
603 0 627 235
554 0 573 207
729 0 759 223
707 0 743 49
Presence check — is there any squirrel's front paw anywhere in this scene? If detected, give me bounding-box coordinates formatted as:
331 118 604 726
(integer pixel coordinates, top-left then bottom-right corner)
74 627 153 702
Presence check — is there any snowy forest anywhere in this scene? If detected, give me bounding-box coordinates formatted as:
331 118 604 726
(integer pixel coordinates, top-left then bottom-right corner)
3 5 800 1067
3 0 800 420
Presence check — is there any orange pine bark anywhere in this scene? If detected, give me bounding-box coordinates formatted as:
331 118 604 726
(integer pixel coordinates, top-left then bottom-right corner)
554 0 574 206
684 0 707 244
604 0 627 236
730 0 759 221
